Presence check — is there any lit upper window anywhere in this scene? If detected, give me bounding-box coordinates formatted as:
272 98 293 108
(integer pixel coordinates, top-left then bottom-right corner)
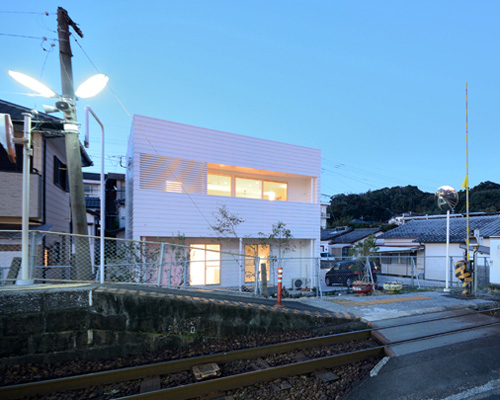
263 181 287 201
207 173 287 201
207 174 231 196
235 178 262 199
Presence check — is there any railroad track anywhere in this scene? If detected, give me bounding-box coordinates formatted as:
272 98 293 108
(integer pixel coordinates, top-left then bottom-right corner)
1 307 499 400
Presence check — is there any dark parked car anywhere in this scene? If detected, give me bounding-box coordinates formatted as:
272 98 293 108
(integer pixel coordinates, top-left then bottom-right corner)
324 260 377 286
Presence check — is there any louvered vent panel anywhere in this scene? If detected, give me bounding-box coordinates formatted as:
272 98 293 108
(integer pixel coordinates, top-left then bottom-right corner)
139 153 207 193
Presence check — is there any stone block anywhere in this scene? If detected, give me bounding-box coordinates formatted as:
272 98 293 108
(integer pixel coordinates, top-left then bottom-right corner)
42 290 90 311
45 309 89 332
30 332 75 354
0 336 29 357
0 292 44 314
1 313 42 337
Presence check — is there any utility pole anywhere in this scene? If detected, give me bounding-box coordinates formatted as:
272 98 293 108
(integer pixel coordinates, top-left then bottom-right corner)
57 7 91 279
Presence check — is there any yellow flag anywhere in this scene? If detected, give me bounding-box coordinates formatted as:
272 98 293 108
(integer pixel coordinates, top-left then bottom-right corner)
461 175 468 188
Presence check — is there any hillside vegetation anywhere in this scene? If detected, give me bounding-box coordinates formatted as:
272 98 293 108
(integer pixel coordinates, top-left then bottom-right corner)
328 181 500 226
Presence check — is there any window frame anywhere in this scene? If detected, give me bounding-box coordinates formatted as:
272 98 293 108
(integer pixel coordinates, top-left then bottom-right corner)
189 244 221 286
207 172 288 202
53 156 69 192
207 173 232 197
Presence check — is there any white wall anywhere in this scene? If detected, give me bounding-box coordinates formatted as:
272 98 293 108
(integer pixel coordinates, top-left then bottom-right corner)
490 237 500 286
129 116 321 244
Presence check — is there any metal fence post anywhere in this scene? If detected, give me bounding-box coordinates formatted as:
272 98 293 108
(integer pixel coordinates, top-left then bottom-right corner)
254 257 260 295
29 231 38 281
157 243 165 287
183 260 188 288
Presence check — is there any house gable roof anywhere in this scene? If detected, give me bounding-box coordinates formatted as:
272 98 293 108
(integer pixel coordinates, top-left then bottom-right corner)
329 227 381 245
320 228 351 241
380 215 500 243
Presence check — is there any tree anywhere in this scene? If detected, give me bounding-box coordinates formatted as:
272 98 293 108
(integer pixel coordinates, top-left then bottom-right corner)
349 234 378 286
210 205 244 240
349 234 379 258
210 205 247 290
259 221 295 267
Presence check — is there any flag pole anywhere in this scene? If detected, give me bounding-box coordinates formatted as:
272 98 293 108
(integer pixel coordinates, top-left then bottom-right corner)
465 82 470 264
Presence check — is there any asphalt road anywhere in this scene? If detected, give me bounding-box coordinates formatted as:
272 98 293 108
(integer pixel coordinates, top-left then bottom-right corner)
343 335 500 400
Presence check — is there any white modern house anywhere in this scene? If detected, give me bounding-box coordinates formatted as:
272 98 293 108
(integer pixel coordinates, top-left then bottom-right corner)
126 116 321 290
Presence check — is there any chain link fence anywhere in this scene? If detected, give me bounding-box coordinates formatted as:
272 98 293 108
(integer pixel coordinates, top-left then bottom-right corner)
319 254 490 292
0 231 320 297
0 230 491 296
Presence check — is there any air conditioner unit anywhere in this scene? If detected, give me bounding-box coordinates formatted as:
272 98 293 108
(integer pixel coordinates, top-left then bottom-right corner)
291 277 308 290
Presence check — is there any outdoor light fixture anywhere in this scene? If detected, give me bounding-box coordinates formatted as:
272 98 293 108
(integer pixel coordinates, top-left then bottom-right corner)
75 74 109 99
8 70 57 98
8 70 108 100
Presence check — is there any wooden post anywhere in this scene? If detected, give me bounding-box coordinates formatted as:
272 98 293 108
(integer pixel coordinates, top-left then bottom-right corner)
260 263 268 297
57 7 91 280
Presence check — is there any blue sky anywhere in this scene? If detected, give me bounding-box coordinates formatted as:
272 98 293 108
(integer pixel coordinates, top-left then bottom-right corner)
1 1 498 199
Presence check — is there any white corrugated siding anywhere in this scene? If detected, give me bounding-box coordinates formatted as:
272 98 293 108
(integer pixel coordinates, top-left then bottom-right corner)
128 116 321 245
131 116 320 177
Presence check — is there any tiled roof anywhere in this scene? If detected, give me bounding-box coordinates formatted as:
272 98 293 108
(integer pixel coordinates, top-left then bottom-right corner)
379 215 500 243
85 197 100 209
329 228 381 244
320 228 351 241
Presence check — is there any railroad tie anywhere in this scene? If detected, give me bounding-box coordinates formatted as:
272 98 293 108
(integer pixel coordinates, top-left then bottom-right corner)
314 368 340 383
139 376 161 393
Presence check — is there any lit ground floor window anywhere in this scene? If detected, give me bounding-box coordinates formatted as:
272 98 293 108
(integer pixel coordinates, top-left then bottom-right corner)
189 244 220 285
244 244 270 282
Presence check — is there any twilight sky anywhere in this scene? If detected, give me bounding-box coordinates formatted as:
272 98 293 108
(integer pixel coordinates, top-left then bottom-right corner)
1 1 498 199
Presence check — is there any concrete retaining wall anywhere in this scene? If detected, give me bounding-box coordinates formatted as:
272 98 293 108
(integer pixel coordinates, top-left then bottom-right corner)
0 285 360 366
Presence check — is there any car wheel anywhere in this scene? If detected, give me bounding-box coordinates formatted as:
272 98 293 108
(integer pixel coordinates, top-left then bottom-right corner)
325 277 331 286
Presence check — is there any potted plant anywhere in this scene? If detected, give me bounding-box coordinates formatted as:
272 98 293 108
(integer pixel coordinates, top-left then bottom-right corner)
352 279 373 295
383 281 403 294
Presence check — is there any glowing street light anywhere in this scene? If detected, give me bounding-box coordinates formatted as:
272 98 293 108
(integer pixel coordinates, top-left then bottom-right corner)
8 69 108 284
8 70 57 98
9 70 109 100
76 74 109 99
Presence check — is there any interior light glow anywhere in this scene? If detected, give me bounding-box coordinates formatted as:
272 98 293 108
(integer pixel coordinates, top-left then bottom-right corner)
75 74 109 98
9 70 57 98
267 192 276 201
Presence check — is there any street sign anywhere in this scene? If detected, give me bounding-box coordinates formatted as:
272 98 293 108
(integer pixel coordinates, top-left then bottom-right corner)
0 113 16 163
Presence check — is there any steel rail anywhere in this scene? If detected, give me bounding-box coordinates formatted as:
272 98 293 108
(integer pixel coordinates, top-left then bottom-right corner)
115 347 386 400
118 320 500 400
0 329 372 400
1 307 498 399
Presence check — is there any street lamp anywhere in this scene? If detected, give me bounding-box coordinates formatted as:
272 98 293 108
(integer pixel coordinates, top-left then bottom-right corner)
85 106 105 284
9 70 108 100
435 186 459 292
8 70 108 284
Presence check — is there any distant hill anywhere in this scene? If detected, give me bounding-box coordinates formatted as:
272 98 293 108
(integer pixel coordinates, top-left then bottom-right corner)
327 181 500 227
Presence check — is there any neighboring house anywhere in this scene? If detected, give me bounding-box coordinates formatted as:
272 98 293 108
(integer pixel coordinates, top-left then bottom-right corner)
388 212 423 225
320 203 330 229
83 172 126 239
0 99 92 277
320 226 349 255
126 115 321 289
328 228 382 259
377 214 500 282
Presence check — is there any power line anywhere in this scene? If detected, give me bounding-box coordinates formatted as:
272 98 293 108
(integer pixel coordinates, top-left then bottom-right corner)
72 34 216 230
0 11 52 15
0 32 56 41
